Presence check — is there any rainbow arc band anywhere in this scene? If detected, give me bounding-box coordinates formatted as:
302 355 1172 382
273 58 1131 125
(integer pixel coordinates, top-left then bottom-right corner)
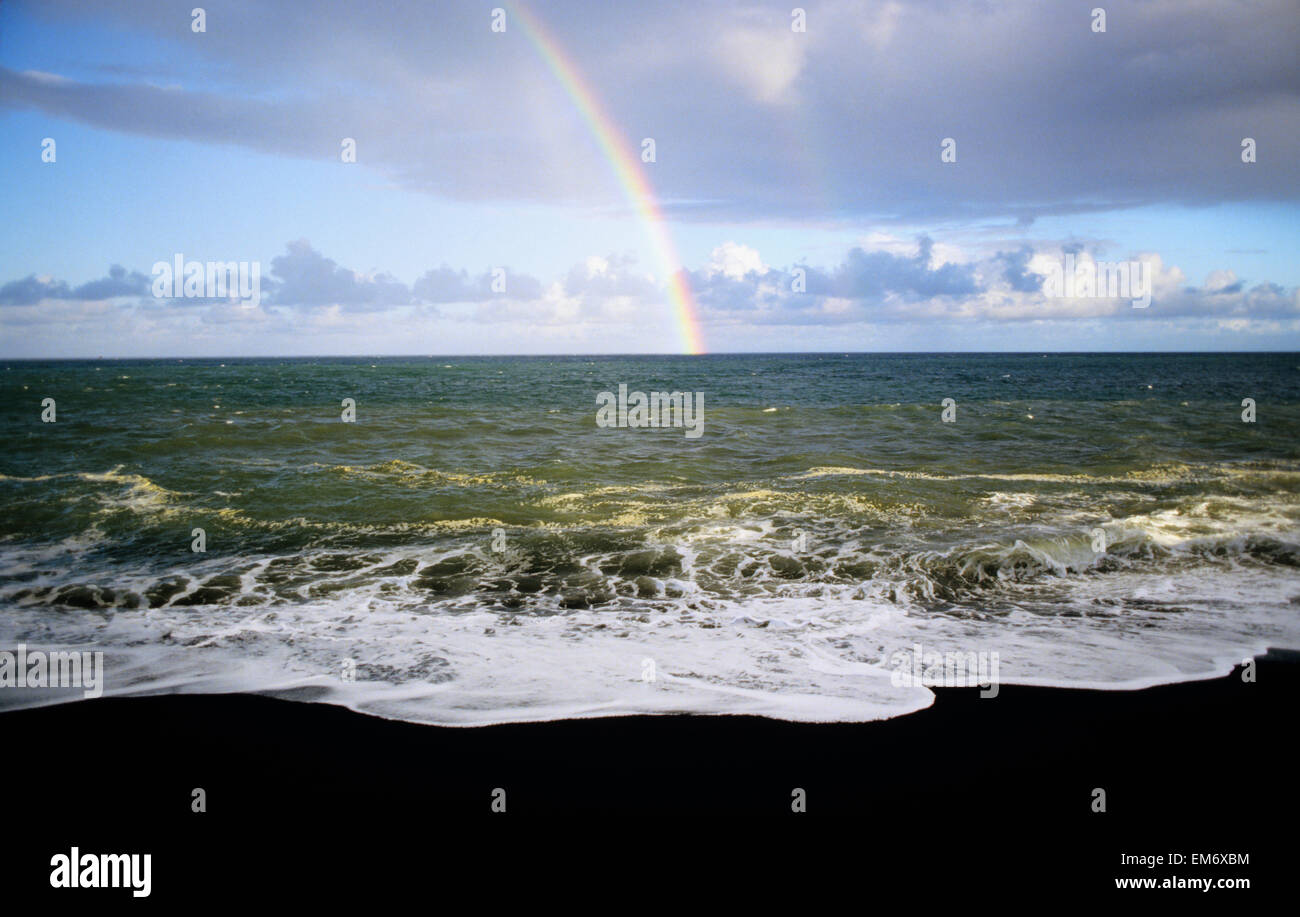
510 2 706 355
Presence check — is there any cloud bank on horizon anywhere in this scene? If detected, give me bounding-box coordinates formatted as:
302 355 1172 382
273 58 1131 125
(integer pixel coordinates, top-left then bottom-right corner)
0 0 1297 355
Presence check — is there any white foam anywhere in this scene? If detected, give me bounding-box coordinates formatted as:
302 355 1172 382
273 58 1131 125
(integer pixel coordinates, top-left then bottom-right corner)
1 551 1296 725
3 474 1299 725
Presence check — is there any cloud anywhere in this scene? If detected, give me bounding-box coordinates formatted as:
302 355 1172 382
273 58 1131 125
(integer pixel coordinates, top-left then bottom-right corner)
995 248 1045 293
4 0 1296 222
1203 270 1243 295
689 240 1300 326
413 265 543 303
816 238 980 298
0 242 549 319
716 24 807 104
563 254 657 298
2 238 1297 358
412 266 476 303
268 240 412 309
0 265 148 305
705 242 767 281
70 264 152 300
0 275 70 306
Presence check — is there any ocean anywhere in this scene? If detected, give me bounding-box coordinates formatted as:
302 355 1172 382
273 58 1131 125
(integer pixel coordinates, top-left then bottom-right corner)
1 352 1298 724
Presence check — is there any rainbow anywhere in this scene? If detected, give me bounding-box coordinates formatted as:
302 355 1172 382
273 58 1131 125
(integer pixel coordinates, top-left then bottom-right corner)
509 2 706 355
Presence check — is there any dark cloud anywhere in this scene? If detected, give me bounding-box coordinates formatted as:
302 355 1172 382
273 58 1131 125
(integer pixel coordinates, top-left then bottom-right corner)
0 243 545 312
70 264 151 299
814 239 980 298
3 0 1295 222
690 237 981 317
995 247 1044 293
0 275 70 306
0 265 147 305
268 240 411 309
689 243 1299 326
2 240 1295 336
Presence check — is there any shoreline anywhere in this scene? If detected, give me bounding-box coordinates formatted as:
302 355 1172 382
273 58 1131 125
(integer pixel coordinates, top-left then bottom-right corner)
1 635 1284 727
5 648 1292 898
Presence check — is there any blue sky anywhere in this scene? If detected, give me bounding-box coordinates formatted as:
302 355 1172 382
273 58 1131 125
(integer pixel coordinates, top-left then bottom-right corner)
1 0 1297 356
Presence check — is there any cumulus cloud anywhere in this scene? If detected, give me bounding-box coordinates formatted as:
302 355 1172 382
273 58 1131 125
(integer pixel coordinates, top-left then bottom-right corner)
705 242 767 280
0 265 149 305
0 243 549 319
563 254 657 298
412 266 476 304
689 240 1300 326
0 275 69 306
71 264 153 300
994 248 1045 294
2 240 1296 357
269 240 412 309
414 265 543 303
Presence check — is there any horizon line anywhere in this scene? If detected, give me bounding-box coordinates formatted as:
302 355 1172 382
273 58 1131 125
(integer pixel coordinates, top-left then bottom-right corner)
3 349 1297 362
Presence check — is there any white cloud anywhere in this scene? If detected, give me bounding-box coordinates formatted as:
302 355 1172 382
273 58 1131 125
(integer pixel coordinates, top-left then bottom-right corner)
1204 269 1238 292
860 232 964 268
716 27 807 104
707 241 767 280
857 0 902 51
3 241 1298 357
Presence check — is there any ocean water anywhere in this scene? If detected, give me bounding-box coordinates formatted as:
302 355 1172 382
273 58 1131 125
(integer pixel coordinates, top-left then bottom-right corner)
1 353 1298 724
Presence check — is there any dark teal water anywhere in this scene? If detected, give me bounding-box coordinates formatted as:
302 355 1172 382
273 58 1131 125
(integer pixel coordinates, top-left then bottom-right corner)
2 354 1298 723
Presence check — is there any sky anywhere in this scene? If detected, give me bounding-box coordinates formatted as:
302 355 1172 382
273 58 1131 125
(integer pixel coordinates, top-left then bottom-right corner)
0 0 1297 357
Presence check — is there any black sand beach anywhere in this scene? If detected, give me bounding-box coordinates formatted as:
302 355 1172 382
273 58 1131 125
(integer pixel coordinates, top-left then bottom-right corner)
5 650 1291 901
6 0 1298 903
